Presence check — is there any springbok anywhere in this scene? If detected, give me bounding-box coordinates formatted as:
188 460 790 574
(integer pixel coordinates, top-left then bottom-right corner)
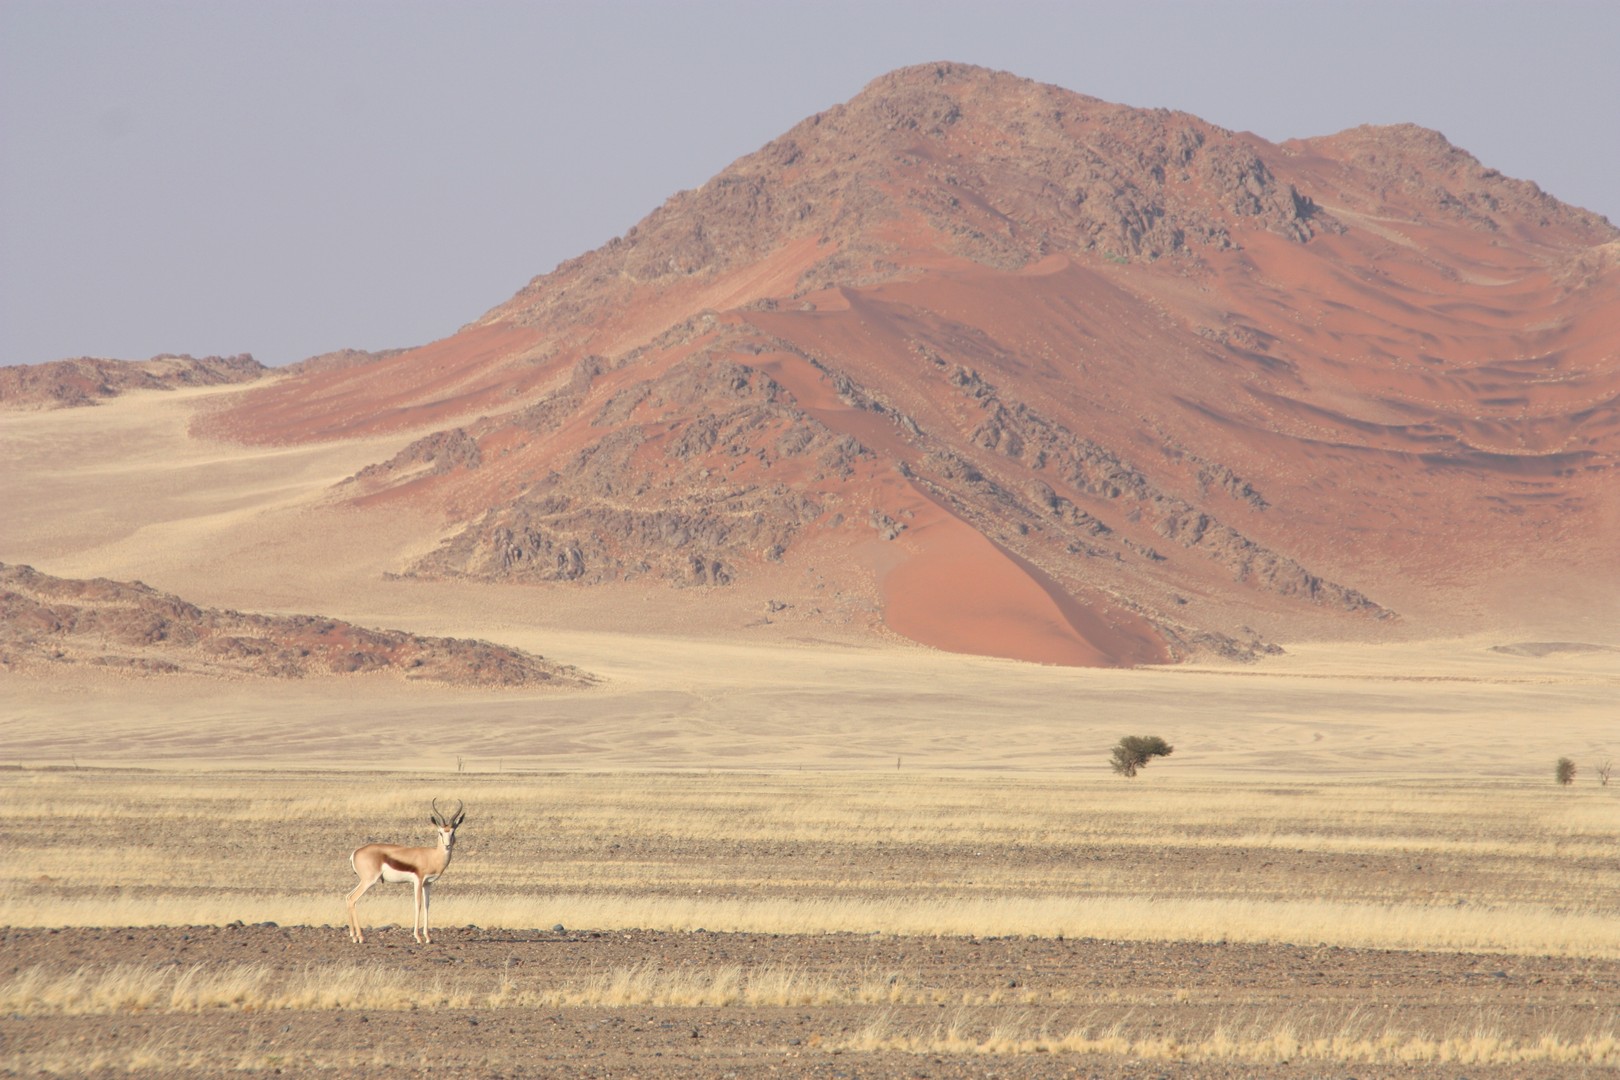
346 799 465 944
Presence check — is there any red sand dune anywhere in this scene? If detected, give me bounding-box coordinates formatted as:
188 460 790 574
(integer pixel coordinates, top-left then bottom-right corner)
880 485 1168 667
195 322 546 444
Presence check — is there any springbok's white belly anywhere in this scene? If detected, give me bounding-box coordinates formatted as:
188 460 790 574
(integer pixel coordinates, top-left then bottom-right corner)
380 864 438 885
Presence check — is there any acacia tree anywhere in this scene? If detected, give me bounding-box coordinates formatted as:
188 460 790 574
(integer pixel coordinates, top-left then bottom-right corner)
1111 735 1174 778
1555 757 1577 785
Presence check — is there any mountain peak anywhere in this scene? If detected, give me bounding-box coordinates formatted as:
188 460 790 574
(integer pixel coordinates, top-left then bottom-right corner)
488 63 1339 334
1296 122 1615 236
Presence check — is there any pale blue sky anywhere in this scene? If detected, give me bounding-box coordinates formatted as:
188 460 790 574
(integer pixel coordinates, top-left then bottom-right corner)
3 1 1616 367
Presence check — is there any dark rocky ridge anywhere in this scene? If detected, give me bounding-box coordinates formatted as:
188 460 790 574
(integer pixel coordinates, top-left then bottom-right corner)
0 354 266 410
0 563 591 686
400 344 862 590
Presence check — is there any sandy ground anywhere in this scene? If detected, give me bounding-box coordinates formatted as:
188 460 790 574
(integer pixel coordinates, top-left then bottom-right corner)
6 632 1619 776
3 384 1618 776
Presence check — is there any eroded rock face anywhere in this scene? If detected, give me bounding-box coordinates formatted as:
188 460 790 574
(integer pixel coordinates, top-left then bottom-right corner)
0 564 592 687
348 428 484 487
405 349 847 589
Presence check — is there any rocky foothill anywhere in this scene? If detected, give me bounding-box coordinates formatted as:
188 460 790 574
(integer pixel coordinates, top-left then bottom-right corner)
0 353 265 410
0 563 592 687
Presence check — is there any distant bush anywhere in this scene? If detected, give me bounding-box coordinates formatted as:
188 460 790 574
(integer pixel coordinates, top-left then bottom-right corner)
1555 757 1577 786
1111 735 1174 778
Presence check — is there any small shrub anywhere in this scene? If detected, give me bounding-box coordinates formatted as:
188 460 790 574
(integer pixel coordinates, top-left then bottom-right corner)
1596 759 1612 786
1555 757 1577 786
1110 735 1174 778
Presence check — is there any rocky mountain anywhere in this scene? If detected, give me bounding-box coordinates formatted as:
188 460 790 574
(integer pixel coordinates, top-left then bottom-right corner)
0 353 265 410
164 64 1620 665
0 563 592 686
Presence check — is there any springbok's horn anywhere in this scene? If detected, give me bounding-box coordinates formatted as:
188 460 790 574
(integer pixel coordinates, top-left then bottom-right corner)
431 798 445 826
452 799 465 824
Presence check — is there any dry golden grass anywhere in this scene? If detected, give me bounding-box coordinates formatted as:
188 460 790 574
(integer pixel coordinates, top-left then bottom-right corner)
10 956 1614 1070
3 767 1616 956
8 1027 1612 1077
0 959 930 1015
1 961 432 1014
845 1011 1620 1068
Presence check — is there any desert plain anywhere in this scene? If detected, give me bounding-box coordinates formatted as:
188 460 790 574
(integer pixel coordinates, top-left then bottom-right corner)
6 59 1620 1077
1 373 1617 1078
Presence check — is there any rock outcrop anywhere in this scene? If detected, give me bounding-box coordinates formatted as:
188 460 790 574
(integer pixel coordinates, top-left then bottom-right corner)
0 563 592 687
0 354 265 410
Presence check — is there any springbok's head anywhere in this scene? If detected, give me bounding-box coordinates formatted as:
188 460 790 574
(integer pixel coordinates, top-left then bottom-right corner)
430 799 466 847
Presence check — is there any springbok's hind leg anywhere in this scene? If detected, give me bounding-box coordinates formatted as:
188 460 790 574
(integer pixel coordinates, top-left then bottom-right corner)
346 875 378 944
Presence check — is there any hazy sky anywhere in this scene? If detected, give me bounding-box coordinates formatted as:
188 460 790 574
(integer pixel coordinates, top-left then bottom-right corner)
3 1 1616 368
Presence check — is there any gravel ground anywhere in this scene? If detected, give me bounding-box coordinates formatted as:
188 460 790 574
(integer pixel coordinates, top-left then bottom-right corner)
4 925 1617 1078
